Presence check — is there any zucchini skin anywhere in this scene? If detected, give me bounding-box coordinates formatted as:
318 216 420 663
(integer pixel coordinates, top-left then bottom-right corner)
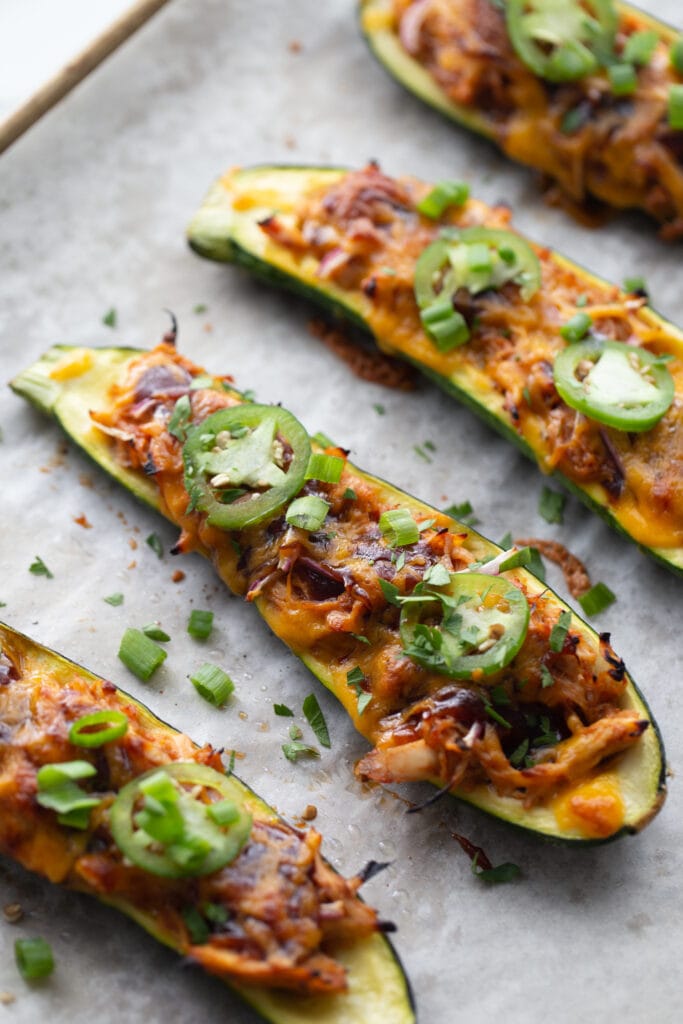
358 1 683 233
0 620 416 1024
186 165 683 578
10 345 667 845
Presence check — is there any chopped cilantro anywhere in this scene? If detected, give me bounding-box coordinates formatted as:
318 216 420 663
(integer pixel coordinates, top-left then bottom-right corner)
282 741 319 762
539 486 566 524
302 693 331 749
273 703 294 716
509 738 529 767
443 500 479 526
146 533 164 558
343 487 357 501
373 403 386 416
485 704 511 729
29 556 53 579
289 723 303 741
193 303 208 314
540 664 554 688
103 593 124 606
102 308 117 328
379 579 401 606
549 610 572 653
413 444 432 463
168 394 192 442
471 854 521 883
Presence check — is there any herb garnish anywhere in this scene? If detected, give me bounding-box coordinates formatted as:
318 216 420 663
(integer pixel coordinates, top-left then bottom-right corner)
146 532 164 558
102 308 117 328
142 623 171 642
29 556 53 579
347 667 372 714
579 582 616 617
103 592 124 606
302 694 331 748
549 610 572 652
539 486 566 524
471 853 521 883
282 741 319 762
168 394 192 442
273 703 294 717
443 499 479 526
540 664 554 689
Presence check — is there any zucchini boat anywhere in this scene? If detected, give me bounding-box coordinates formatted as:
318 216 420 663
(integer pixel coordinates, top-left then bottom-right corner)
186 163 683 575
11 340 665 844
359 0 683 238
0 621 414 1024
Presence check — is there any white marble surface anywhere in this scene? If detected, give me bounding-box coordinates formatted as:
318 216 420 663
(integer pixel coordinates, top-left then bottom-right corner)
0 1 682 1021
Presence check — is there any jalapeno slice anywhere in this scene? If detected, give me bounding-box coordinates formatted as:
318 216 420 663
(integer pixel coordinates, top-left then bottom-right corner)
109 762 253 879
183 404 311 530
399 572 530 680
553 338 675 432
414 228 540 349
506 0 618 83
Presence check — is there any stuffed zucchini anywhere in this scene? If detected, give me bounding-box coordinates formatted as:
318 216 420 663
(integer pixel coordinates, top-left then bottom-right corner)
0 621 414 1024
360 0 683 237
11 340 666 844
187 164 683 576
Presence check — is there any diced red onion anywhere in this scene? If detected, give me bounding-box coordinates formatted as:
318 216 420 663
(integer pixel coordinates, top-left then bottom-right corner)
399 0 431 55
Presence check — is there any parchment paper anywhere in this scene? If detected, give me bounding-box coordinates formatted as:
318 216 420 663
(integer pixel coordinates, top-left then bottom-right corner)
1 2 682 1021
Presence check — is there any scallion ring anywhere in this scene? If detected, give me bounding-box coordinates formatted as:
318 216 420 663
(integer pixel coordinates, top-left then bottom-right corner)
68 710 128 748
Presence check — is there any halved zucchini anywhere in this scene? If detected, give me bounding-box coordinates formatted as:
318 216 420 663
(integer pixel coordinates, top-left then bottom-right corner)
186 164 683 576
359 0 683 235
0 620 415 1024
11 343 666 843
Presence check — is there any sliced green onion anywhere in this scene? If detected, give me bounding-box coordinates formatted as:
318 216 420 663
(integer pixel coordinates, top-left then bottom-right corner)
416 179 470 218
466 242 493 275
187 609 214 640
549 610 572 653
379 508 419 548
206 800 240 825
622 30 658 66
36 760 100 830
539 486 566 524
118 627 167 681
560 311 592 342
671 37 683 75
578 581 616 616
668 84 683 129
497 547 533 572
142 623 171 642
608 63 637 96
304 452 345 484
189 663 234 706
15 937 54 981
419 302 470 352
302 693 331 749
285 495 330 531
68 710 128 748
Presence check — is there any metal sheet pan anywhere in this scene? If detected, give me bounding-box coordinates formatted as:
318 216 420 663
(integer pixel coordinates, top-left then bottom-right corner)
1 1 681 1020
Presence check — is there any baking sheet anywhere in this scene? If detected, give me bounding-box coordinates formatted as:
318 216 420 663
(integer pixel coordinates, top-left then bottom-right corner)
1 1 682 1020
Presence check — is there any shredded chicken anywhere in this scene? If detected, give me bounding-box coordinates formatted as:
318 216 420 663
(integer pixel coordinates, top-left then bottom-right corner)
88 343 654 836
